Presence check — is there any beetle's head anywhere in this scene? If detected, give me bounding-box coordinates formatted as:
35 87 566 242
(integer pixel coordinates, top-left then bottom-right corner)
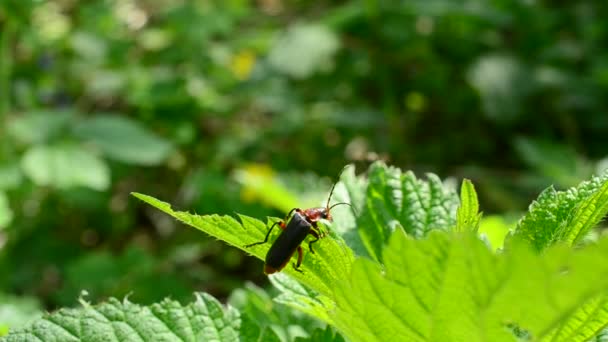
320 209 332 221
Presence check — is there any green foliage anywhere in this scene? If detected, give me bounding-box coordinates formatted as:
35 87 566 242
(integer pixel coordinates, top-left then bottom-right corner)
72 115 173 166
21 143 110 191
455 179 482 233
0 294 41 337
131 192 355 300
1 293 240 342
357 163 459 262
0 192 12 229
477 215 514 251
514 137 592 188
510 170 608 251
8 163 608 341
2 0 608 340
5 163 608 341
334 231 608 342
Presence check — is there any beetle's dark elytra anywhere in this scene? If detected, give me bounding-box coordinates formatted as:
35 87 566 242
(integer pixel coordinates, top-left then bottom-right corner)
264 212 312 274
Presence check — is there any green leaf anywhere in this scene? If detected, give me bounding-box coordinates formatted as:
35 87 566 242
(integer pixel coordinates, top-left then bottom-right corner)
20 143 110 191
228 282 323 341
467 54 530 122
0 163 22 190
514 137 591 187
563 177 608 245
269 273 335 326
0 192 12 229
294 326 346 342
73 115 173 166
6 111 72 145
510 170 608 251
0 293 240 342
332 231 608 342
541 294 608 342
268 24 340 79
455 178 482 233
131 192 355 299
589 326 608 342
233 164 303 213
358 162 459 262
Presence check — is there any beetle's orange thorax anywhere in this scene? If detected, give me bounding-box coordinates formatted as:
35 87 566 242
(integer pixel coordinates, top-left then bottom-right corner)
301 207 331 223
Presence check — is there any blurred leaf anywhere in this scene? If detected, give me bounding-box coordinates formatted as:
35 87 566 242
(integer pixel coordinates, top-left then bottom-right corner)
590 326 608 342
233 164 299 212
131 192 355 300
455 179 481 233
0 163 22 190
478 215 513 251
84 70 126 99
69 31 107 63
6 111 72 145
514 137 591 187
0 294 41 335
467 55 531 122
1 293 241 342
510 170 608 251
73 115 173 166
0 192 12 229
20 143 110 191
269 23 340 79
295 326 345 342
542 294 608 342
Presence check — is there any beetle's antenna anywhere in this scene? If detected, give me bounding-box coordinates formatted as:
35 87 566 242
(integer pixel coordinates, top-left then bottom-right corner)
325 165 351 210
325 179 339 210
329 202 358 216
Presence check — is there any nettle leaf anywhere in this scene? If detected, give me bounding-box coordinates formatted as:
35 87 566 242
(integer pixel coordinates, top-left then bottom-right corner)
589 327 608 342
332 231 608 342
269 273 335 326
294 326 346 342
511 170 608 251
228 282 325 341
541 294 608 342
358 162 459 262
1 293 240 342
131 193 355 299
455 179 482 233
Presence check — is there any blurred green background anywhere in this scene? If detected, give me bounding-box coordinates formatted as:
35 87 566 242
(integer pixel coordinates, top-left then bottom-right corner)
0 0 607 329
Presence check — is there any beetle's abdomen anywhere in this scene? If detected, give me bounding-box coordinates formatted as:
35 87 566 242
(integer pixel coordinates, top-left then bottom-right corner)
264 212 311 271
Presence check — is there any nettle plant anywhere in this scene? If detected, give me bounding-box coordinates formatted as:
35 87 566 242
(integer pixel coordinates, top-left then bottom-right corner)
4 162 608 342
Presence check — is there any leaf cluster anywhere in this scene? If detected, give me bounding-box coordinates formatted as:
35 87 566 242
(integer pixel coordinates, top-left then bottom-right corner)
6 162 608 341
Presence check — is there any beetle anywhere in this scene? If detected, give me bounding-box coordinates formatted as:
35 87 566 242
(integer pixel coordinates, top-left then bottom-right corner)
245 171 353 274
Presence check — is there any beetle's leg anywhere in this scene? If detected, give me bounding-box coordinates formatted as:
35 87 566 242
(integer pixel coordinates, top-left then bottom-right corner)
276 208 299 231
285 208 299 220
292 246 304 273
308 229 320 254
245 221 280 247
